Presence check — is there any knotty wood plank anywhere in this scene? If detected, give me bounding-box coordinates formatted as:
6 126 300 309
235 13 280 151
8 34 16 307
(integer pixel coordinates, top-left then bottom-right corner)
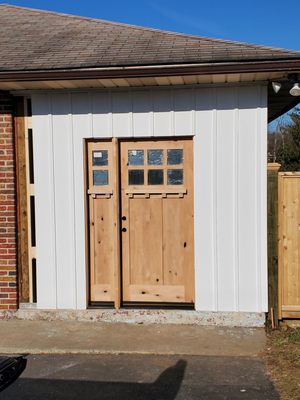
14 97 29 303
278 172 300 320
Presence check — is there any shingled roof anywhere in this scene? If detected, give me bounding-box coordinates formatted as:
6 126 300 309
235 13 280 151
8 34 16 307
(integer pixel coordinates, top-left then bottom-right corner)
0 4 300 73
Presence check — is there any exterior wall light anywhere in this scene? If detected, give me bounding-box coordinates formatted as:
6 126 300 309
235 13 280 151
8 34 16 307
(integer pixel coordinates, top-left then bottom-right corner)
290 82 300 97
272 82 282 93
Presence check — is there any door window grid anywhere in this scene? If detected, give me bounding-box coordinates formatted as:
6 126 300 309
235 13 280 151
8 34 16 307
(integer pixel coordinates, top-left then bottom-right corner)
127 148 184 186
89 146 112 189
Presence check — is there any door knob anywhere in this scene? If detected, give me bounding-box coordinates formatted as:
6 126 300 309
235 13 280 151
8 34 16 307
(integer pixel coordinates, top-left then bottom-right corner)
122 227 127 232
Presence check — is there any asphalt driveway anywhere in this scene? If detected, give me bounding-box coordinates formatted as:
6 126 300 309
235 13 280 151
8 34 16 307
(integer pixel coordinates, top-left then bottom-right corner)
1 354 279 400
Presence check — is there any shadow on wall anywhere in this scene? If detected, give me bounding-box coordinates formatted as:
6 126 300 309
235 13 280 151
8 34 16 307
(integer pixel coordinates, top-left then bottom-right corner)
2 360 186 400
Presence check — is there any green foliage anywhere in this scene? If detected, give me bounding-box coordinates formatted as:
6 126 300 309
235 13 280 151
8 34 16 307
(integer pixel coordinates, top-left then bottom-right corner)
268 107 300 171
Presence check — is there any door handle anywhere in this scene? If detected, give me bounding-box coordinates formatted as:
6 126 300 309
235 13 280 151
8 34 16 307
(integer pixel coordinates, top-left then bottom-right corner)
122 227 127 232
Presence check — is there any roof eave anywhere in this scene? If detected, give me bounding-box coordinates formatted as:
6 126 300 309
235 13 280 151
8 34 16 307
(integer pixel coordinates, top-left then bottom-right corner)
0 59 300 82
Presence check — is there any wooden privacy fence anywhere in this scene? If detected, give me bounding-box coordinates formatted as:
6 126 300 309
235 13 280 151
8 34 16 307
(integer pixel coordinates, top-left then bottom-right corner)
278 172 300 319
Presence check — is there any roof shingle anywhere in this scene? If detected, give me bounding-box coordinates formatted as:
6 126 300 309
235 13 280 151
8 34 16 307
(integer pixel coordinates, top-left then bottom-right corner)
0 4 299 72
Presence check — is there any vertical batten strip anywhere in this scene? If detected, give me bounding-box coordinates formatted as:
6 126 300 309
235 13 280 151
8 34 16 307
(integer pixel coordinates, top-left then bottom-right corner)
52 93 76 308
150 89 154 137
109 90 113 137
194 88 215 311
259 85 268 312
69 94 77 308
32 94 58 308
237 86 260 311
234 88 240 311
255 87 261 312
68 94 77 308
129 91 134 137
49 95 58 309
215 87 236 311
212 88 218 311
88 92 94 138
191 88 196 135
170 90 175 136
71 93 92 309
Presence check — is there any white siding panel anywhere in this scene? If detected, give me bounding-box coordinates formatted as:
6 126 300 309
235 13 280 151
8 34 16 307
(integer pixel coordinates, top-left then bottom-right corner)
153 90 172 136
237 86 259 311
71 93 93 309
259 87 268 312
216 88 236 311
132 91 152 137
174 89 194 135
194 88 215 311
92 92 111 137
31 85 268 313
32 94 57 309
51 94 76 309
112 91 131 137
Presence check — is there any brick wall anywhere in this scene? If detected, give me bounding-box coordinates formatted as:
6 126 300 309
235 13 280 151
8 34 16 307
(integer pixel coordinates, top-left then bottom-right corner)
0 91 17 315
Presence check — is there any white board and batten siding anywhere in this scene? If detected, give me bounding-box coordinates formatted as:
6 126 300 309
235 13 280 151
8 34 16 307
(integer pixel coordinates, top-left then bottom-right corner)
31 84 268 312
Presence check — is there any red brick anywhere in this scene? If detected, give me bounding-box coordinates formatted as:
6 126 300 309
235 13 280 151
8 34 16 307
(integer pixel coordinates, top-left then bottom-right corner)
0 92 17 311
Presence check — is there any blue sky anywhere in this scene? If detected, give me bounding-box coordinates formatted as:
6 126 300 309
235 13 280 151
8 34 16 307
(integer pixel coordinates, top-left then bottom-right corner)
4 0 300 130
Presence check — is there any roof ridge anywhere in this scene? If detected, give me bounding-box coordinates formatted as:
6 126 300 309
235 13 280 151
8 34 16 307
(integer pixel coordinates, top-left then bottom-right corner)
0 3 299 54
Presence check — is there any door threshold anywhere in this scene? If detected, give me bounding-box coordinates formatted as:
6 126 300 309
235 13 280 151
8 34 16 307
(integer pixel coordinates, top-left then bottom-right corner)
88 302 195 310
122 302 195 310
88 302 115 309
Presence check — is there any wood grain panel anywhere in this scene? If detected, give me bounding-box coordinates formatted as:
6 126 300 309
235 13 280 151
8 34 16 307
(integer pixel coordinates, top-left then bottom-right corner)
129 198 163 285
279 173 300 317
90 196 115 301
127 285 185 302
14 97 29 302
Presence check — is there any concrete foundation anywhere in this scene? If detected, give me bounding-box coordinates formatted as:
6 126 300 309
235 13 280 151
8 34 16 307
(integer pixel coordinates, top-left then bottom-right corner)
1 308 266 327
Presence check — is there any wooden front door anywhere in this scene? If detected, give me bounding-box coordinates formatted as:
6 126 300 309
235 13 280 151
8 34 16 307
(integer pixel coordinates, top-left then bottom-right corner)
87 138 194 306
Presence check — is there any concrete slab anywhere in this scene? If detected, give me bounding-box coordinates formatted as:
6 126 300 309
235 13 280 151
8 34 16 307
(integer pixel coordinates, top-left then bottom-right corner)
13 308 266 327
1 354 279 399
0 320 265 357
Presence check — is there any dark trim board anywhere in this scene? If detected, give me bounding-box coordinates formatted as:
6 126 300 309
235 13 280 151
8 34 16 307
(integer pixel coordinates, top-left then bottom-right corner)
1 59 300 82
122 302 195 310
88 302 115 309
88 302 195 310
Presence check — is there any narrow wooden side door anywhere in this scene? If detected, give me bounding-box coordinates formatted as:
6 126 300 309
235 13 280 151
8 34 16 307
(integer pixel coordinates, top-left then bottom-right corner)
87 140 120 304
120 138 194 304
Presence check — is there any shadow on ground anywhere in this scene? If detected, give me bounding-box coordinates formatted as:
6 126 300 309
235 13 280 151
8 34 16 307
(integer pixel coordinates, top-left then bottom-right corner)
1 354 279 400
2 360 185 400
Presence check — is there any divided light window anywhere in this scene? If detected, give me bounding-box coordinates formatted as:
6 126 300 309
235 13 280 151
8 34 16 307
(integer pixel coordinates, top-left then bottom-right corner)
127 148 184 186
